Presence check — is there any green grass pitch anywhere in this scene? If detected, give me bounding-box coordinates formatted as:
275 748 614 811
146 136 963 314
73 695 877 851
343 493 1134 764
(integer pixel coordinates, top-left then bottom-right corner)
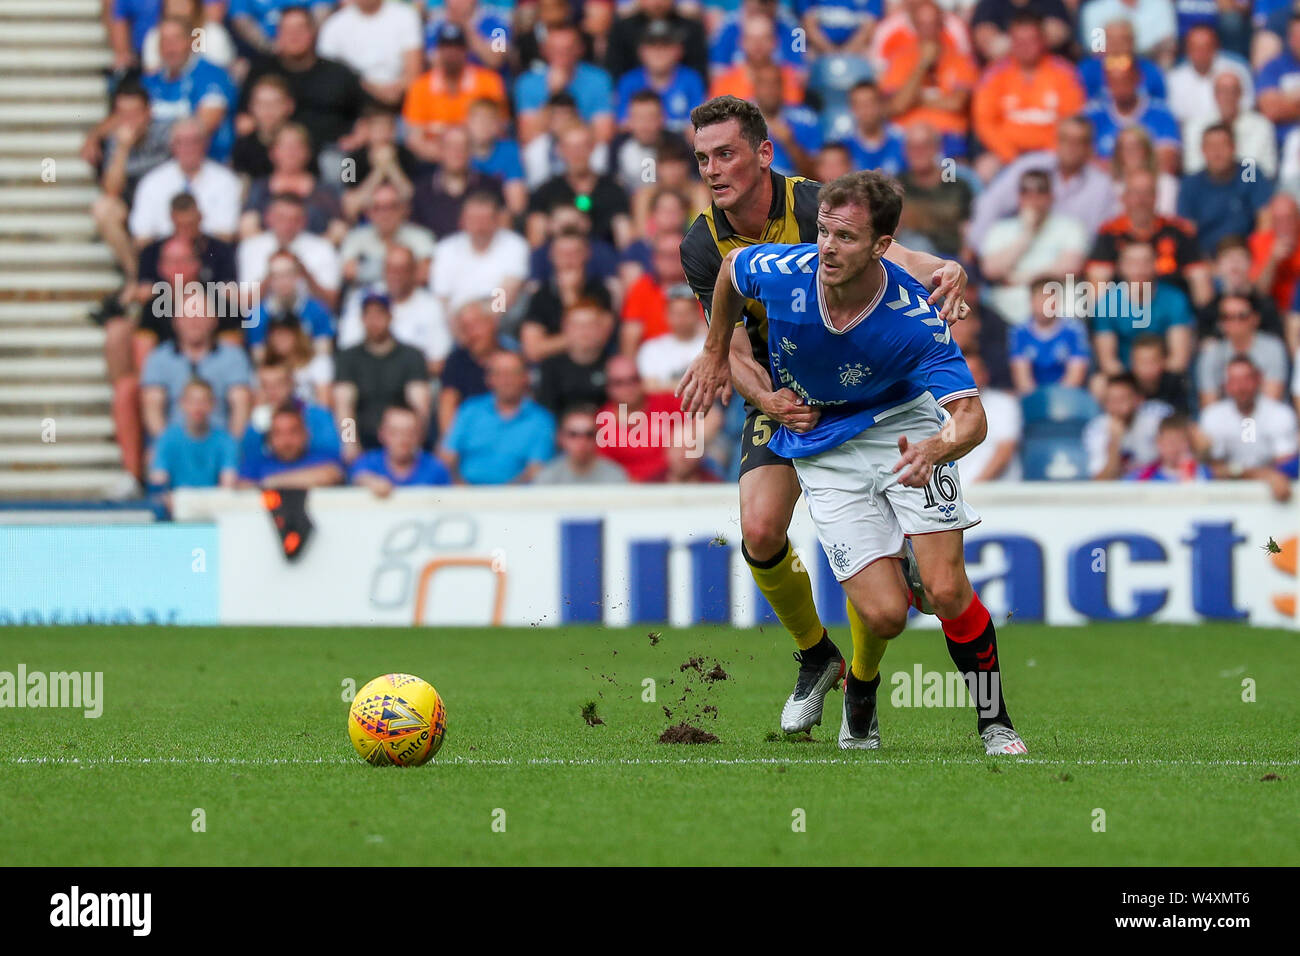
0 622 1296 866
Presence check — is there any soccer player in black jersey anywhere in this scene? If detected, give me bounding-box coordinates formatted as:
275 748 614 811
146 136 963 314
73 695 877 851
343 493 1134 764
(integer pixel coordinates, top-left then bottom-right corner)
676 96 971 737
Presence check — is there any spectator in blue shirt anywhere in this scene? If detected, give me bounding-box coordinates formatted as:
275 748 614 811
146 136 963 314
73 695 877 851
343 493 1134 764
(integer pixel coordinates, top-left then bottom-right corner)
238 403 344 488
615 21 707 134
1091 241 1195 376
440 351 556 484
709 0 805 71
140 290 254 440
425 0 511 72
1257 14 1300 147
1178 123 1273 257
148 378 239 493
838 82 907 176
466 97 527 217
1075 19 1167 102
795 0 882 55
229 0 328 58
241 360 340 463
514 22 615 144
244 250 335 358
350 405 452 495
1010 279 1093 394
1083 58 1180 170
143 16 237 160
754 62 822 178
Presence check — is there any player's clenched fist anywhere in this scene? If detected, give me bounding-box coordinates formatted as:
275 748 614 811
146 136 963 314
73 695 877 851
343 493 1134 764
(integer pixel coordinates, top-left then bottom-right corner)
761 388 820 434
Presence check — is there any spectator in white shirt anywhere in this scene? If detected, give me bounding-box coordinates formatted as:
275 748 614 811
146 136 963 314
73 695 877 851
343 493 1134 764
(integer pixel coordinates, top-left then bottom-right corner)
979 168 1089 324
237 192 342 308
340 182 436 287
1185 72 1277 178
1200 355 1297 501
1196 293 1290 408
959 352 1023 482
1084 371 1172 478
430 190 529 315
636 285 706 393
142 0 234 72
1165 24 1254 127
338 244 452 376
316 0 422 109
128 119 241 243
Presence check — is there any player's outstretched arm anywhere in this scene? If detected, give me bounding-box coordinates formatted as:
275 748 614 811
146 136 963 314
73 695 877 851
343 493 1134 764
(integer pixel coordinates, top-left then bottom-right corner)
884 241 969 325
677 249 746 414
893 396 988 488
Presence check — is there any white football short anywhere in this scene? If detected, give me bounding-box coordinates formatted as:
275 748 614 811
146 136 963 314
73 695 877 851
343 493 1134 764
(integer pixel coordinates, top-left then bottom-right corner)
793 393 981 582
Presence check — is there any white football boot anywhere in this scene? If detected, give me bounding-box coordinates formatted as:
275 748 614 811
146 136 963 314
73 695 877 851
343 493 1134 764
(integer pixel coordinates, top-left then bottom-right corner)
779 638 845 734
981 724 1029 755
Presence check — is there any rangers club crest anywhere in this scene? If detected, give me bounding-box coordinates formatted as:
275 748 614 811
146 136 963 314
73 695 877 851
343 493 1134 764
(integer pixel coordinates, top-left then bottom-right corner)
837 362 870 387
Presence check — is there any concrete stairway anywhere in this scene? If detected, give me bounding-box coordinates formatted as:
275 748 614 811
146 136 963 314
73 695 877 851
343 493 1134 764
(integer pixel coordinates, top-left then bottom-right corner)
0 0 134 499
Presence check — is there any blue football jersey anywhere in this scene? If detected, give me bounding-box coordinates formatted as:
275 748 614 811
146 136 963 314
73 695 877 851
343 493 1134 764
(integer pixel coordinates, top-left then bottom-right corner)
730 242 977 458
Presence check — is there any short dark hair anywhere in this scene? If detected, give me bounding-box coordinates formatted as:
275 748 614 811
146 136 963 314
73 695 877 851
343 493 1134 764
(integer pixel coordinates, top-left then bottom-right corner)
849 80 880 98
1157 413 1192 434
817 171 904 239
250 73 293 100
268 191 306 210
271 400 305 422
1107 371 1140 391
1202 121 1234 143
464 188 502 210
689 95 767 150
1019 169 1051 193
629 88 664 110
169 192 198 214
1130 333 1167 356
278 5 315 28
1008 10 1043 30
112 81 149 107
1215 235 1250 256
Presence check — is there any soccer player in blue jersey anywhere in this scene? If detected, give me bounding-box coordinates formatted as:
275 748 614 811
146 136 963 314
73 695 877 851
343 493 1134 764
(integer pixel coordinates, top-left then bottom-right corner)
708 170 1027 754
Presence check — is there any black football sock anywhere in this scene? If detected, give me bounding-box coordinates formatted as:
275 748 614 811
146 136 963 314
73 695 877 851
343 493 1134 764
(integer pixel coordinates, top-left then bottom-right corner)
939 593 1012 734
844 670 880 699
799 630 837 665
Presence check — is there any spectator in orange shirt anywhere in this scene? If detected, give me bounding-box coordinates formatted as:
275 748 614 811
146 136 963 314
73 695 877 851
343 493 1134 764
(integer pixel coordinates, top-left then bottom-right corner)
402 23 506 164
972 13 1085 175
708 14 804 107
870 0 972 69
877 0 979 158
1088 168 1213 307
1251 192 1300 317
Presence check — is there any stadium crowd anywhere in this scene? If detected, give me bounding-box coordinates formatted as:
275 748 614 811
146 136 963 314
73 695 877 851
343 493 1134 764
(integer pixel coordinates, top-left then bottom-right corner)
84 0 1300 503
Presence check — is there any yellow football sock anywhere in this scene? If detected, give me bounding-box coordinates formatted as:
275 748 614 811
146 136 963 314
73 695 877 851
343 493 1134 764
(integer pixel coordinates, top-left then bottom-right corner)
744 539 824 650
847 599 889 681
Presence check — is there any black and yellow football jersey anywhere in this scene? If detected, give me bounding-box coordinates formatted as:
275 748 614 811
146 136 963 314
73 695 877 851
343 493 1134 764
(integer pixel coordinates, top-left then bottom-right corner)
679 170 822 473
679 170 821 365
